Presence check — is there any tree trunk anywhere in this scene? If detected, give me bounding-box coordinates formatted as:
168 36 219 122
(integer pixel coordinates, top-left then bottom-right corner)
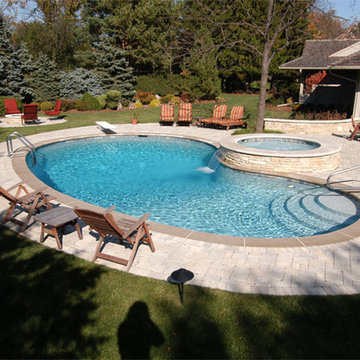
256 46 270 133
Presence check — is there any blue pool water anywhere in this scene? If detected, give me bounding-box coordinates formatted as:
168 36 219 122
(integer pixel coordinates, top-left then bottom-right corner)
28 136 360 238
239 138 320 151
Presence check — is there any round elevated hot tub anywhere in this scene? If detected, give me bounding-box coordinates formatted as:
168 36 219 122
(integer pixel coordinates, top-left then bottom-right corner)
220 134 341 175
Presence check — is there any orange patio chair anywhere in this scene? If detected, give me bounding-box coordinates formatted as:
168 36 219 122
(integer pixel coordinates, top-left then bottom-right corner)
197 104 227 127
211 105 247 130
177 103 192 126
74 206 155 272
45 100 62 117
159 104 175 126
0 181 54 232
4 99 21 115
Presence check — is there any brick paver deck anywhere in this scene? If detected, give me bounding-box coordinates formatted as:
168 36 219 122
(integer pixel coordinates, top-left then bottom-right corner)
1 123 360 295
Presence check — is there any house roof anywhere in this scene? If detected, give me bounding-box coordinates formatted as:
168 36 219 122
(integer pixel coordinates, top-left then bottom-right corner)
280 39 360 70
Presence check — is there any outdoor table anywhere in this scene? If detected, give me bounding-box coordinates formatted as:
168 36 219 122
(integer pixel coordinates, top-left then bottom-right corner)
33 206 83 250
170 268 194 304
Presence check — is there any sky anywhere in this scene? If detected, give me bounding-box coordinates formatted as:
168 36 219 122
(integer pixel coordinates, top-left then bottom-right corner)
329 0 360 20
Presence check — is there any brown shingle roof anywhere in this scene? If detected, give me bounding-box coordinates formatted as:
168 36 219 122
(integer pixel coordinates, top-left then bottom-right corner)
280 39 360 69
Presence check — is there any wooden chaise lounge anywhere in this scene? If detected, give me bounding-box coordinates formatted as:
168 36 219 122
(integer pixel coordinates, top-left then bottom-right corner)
159 104 175 126
197 104 227 127
74 206 155 271
210 105 247 130
0 181 54 232
177 103 192 126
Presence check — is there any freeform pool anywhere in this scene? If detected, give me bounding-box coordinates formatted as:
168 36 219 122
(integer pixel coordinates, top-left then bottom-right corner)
27 136 360 238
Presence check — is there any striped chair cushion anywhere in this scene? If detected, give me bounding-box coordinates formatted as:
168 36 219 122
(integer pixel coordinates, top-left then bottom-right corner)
161 104 174 121
213 104 227 119
178 103 192 121
229 106 244 120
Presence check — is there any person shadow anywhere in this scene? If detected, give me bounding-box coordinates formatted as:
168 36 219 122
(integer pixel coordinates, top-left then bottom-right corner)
118 301 164 359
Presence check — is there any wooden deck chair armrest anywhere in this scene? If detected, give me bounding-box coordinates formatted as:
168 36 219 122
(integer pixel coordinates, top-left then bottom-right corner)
18 188 51 202
122 213 150 239
6 181 26 192
105 205 116 214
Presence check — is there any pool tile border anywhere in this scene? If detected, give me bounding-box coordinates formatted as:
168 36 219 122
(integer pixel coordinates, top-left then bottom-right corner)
11 130 360 248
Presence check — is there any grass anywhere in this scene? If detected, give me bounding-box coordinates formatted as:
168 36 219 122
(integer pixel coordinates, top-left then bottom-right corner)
0 227 360 359
0 93 289 142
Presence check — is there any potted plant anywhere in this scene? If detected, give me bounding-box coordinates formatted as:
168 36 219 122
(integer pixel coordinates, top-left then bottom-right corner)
131 112 138 125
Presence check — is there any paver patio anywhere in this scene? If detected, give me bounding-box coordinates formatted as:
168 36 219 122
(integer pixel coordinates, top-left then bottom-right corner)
1 123 360 295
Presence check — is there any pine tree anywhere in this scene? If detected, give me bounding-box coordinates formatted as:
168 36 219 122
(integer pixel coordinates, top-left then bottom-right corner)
96 34 136 99
59 68 103 99
31 54 60 102
0 14 30 99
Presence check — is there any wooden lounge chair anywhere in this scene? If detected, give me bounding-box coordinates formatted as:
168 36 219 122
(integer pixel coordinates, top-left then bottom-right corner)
74 206 155 272
177 103 192 126
0 181 54 232
197 104 227 127
211 106 247 130
21 104 38 124
45 100 62 117
4 98 21 116
159 104 175 126
350 116 360 141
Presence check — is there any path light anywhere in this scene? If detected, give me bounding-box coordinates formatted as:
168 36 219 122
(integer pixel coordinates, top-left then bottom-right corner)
169 268 194 305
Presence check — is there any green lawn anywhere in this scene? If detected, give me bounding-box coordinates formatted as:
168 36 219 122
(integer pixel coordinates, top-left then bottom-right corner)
0 227 359 359
0 94 290 143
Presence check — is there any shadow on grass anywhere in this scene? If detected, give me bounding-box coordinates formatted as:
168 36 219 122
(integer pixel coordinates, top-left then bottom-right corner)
158 286 229 359
118 301 164 359
232 294 360 359
0 226 106 358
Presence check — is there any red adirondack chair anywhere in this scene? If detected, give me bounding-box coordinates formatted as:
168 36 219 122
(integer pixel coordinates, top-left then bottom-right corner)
21 104 38 124
4 99 21 115
45 100 62 116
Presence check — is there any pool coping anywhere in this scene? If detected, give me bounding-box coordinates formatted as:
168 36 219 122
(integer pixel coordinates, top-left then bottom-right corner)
220 134 341 158
11 131 360 248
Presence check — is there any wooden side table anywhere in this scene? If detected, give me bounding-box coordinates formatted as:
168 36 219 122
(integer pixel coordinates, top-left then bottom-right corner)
33 206 83 249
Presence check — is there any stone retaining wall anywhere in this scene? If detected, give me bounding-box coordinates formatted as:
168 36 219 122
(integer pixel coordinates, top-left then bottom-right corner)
264 118 352 135
223 150 340 175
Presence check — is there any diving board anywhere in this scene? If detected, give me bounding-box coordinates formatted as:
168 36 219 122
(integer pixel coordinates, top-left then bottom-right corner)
96 121 117 134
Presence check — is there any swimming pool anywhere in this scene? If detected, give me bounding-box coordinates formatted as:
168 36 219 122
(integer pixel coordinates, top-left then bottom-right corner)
27 136 360 238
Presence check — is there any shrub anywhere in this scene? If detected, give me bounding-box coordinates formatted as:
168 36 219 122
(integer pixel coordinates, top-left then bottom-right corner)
82 93 102 111
149 99 160 108
74 99 87 111
161 94 174 104
61 100 76 111
105 90 122 110
97 94 107 109
134 101 143 108
170 96 180 104
135 74 187 96
135 91 155 105
40 101 54 111
291 103 349 120
120 98 130 107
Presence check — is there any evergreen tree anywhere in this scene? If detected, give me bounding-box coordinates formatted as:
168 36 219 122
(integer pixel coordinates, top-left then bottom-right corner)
31 54 60 102
0 14 31 100
95 34 136 99
59 68 104 99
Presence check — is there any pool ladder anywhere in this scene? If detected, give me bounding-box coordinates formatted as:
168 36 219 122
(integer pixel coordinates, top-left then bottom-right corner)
326 165 360 191
6 132 36 165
